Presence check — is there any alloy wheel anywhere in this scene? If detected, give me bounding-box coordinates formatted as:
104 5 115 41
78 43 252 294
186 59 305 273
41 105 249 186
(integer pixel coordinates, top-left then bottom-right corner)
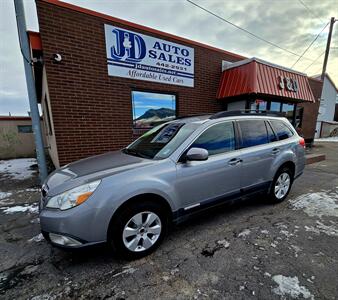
122 211 162 252
274 172 291 199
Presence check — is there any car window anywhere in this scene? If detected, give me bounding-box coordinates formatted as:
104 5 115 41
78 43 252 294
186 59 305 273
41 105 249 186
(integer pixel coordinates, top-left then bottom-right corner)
270 120 294 141
191 122 235 156
238 120 269 148
127 122 199 159
266 121 278 142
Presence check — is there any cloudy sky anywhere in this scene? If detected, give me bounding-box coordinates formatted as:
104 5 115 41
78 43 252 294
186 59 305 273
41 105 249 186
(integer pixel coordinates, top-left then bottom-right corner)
0 0 337 115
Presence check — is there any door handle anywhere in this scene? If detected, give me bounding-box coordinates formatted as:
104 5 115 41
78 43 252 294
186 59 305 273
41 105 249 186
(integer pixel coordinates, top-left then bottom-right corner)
272 148 280 155
228 158 242 166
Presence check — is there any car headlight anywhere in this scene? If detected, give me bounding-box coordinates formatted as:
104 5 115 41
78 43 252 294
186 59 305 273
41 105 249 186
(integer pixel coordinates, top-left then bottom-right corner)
46 180 101 210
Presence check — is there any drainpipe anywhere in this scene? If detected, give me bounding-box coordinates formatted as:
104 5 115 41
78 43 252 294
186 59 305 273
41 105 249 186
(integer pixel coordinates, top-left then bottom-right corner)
14 0 48 183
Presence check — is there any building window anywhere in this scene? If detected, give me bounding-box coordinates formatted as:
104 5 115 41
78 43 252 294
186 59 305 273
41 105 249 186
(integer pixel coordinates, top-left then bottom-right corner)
270 102 282 112
282 103 295 119
17 125 33 133
250 100 267 111
131 91 176 128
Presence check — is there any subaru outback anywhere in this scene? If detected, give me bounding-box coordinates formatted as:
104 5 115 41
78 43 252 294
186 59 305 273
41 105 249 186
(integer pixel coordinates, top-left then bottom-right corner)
39 111 306 259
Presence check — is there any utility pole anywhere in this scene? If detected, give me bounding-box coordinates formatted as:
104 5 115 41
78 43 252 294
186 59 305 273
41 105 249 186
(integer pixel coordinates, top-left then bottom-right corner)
321 17 336 81
14 0 48 183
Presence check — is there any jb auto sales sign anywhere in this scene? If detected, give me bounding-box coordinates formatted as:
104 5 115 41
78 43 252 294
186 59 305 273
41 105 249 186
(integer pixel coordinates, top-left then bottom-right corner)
104 24 194 87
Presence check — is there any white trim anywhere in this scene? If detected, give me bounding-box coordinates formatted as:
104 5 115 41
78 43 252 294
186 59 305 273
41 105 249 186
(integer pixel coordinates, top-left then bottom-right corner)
184 203 201 210
223 57 307 76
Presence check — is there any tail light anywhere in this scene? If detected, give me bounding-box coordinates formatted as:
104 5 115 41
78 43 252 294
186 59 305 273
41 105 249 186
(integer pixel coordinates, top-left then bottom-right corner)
299 137 306 149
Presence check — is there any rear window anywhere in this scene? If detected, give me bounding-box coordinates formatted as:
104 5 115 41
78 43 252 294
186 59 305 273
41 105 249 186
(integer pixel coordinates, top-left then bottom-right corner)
238 120 269 148
270 120 294 140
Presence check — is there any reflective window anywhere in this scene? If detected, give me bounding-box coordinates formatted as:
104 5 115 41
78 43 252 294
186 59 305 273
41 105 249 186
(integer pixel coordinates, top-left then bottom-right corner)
131 91 176 128
250 100 267 111
271 120 294 140
126 122 199 159
238 120 269 148
270 102 281 112
282 103 295 119
191 122 235 155
266 121 278 142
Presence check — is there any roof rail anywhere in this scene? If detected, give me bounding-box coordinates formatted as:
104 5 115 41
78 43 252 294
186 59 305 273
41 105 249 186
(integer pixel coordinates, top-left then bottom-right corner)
209 110 285 119
174 113 211 119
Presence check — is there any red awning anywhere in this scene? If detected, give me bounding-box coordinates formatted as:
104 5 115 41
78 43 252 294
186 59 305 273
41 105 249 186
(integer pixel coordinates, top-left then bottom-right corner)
216 58 315 102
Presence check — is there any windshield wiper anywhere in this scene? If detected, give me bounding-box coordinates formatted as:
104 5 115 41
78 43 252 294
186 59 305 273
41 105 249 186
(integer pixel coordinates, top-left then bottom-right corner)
122 148 152 159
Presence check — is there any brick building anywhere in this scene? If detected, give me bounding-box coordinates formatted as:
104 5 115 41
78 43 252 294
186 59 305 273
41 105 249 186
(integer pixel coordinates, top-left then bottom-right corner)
30 0 322 168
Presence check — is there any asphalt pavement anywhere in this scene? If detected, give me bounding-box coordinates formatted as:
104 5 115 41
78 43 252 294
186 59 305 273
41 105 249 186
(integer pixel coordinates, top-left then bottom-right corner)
0 143 337 300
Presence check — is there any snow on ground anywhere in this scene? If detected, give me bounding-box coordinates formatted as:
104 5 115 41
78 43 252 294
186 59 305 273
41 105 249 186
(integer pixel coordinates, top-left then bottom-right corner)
238 229 251 238
0 203 38 214
290 190 338 237
290 190 338 219
305 221 338 237
28 233 44 243
0 191 12 200
272 275 314 299
314 136 338 142
0 158 37 180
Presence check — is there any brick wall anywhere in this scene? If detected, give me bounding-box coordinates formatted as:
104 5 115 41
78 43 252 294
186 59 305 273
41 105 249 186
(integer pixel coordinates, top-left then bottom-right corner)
36 0 243 166
299 78 323 141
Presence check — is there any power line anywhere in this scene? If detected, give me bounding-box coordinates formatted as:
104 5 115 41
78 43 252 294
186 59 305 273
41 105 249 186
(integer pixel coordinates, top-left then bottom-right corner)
297 0 325 24
303 51 325 72
186 0 316 62
291 22 329 68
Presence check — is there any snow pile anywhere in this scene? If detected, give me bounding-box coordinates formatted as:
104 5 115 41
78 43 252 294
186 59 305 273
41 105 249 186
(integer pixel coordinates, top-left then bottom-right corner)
0 158 37 180
28 233 44 243
314 136 338 142
0 203 38 214
272 275 314 299
290 190 338 218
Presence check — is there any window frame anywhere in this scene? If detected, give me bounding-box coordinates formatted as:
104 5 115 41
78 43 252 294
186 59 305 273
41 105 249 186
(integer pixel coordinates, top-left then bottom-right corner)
178 120 240 162
130 89 178 129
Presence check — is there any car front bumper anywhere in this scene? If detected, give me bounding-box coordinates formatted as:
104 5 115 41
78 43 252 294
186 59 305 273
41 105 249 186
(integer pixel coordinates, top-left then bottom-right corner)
39 201 107 248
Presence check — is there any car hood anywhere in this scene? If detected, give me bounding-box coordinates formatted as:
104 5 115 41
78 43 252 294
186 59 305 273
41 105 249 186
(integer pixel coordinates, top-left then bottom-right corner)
45 150 154 196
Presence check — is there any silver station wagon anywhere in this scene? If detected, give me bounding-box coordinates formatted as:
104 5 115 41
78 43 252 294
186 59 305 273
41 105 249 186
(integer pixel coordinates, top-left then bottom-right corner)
40 111 306 259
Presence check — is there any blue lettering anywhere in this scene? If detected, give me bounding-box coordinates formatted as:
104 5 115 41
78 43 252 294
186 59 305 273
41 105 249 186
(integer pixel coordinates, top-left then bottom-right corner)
110 28 146 63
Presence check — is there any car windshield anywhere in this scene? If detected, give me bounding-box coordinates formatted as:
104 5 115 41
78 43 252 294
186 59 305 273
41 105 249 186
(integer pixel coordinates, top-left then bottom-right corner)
124 122 199 159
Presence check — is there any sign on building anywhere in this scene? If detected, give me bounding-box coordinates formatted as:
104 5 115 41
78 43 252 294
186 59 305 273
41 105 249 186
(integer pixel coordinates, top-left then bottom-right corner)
104 24 194 87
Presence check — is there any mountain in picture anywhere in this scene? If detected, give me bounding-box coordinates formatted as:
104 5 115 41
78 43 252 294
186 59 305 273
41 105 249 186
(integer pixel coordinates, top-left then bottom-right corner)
135 108 175 128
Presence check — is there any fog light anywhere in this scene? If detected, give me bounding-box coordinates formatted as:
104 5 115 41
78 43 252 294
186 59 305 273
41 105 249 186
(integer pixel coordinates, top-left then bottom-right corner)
49 233 82 247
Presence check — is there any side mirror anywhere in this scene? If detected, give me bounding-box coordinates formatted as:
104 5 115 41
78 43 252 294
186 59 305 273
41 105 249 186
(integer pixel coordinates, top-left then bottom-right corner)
185 147 208 161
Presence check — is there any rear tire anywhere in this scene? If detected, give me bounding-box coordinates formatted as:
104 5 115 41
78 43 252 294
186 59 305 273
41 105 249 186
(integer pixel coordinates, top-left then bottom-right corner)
108 200 168 260
268 166 293 203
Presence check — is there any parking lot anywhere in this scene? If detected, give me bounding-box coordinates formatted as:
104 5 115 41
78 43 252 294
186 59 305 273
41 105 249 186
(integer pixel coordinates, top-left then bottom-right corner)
0 142 337 300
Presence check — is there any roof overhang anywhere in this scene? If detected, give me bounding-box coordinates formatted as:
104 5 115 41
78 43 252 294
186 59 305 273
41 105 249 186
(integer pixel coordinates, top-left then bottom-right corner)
216 58 315 103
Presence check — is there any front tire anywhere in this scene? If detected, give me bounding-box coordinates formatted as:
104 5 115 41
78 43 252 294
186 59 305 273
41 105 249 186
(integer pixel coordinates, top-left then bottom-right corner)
269 167 293 203
109 201 168 260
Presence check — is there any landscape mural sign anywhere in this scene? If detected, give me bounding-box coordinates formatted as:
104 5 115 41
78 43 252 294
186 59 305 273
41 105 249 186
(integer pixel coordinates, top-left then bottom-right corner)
104 24 194 87
131 91 176 128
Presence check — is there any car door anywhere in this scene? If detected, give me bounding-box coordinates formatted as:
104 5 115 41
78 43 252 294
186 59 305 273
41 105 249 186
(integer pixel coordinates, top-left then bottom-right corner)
236 119 275 193
175 121 242 211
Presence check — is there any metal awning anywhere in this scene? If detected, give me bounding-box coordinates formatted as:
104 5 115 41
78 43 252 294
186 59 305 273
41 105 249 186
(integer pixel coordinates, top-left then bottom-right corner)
216 58 315 103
